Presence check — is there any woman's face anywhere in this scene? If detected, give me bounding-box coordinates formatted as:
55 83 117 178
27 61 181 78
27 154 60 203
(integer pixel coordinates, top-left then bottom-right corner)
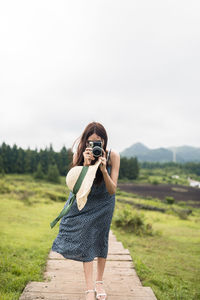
86 133 104 148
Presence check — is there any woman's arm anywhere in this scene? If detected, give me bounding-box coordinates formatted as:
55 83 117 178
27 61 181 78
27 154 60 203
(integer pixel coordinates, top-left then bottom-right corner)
102 150 120 195
74 149 120 195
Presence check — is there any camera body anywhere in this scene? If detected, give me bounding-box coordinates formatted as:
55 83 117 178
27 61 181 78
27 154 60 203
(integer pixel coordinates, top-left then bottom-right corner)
89 140 103 157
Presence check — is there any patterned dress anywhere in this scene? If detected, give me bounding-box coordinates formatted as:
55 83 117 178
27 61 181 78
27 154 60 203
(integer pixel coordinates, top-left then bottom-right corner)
51 149 115 262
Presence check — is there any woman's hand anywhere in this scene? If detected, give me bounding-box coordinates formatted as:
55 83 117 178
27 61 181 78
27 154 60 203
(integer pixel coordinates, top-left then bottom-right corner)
98 148 107 173
83 147 95 166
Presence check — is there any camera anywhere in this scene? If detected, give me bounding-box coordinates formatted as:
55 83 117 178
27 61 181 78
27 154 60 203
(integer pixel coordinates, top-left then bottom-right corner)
88 140 103 157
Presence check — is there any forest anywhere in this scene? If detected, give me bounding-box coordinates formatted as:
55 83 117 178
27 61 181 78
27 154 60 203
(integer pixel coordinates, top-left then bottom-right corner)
0 142 200 182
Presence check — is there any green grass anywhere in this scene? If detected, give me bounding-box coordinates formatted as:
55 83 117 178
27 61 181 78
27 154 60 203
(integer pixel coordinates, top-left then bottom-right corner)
0 174 65 300
0 174 200 300
116 188 197 219
111 199 200 300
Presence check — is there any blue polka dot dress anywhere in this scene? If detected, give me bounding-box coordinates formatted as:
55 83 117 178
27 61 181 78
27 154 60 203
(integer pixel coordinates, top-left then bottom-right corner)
51 149 115 262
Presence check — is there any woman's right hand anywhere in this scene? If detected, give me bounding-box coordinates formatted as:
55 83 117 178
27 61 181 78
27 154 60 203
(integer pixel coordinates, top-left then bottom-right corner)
83 147 95 166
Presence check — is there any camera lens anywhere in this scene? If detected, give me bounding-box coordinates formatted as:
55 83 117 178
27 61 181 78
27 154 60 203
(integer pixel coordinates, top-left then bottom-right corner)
92 146 102 157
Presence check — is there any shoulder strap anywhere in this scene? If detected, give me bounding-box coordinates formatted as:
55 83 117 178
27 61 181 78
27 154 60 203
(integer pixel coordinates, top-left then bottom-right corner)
107 148 111 163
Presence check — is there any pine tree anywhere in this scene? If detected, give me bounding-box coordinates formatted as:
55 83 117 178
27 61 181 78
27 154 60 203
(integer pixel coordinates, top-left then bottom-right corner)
0 142 9 173
11 144 18 173
0 156 5 176
39 149 49 174
24 148 33 173
33 162 45 179
57 146 73 176
16 148 25 173
47 163 61 183
126 157 138 179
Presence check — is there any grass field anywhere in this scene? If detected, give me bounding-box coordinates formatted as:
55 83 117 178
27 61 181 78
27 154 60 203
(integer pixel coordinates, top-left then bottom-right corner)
0 174 64 300
111 203 200 299
0 174 200 300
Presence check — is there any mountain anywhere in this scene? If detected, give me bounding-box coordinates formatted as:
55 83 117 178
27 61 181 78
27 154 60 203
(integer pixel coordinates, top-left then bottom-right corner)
120 143 200 163
121 142 149 156
167 145 200 162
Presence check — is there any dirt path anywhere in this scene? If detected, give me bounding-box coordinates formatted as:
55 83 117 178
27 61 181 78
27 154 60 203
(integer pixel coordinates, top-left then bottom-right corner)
19 230 157 299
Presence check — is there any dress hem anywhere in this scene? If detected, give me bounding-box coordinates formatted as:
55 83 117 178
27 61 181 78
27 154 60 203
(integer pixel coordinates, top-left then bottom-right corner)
52 249 107 262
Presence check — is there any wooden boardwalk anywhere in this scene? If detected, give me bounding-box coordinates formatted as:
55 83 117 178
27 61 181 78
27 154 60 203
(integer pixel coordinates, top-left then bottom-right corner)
19 230 157 300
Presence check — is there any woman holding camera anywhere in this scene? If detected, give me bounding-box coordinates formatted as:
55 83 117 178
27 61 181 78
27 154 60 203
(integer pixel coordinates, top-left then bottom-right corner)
51 121 120 300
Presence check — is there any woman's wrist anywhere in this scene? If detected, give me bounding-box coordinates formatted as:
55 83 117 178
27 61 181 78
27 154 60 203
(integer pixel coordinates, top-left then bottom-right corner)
102 168 108 175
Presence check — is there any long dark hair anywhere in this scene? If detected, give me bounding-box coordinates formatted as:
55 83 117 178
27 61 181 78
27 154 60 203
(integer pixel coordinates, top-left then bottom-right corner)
69 122 108 185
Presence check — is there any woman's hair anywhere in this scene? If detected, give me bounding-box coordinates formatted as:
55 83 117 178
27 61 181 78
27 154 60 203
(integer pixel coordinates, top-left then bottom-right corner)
69 121 108 185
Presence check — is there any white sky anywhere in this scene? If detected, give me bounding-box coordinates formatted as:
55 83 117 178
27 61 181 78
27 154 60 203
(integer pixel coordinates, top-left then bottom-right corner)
0 0 200 153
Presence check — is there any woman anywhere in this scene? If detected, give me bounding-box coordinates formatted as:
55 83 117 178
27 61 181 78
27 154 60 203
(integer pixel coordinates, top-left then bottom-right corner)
51 121 120 300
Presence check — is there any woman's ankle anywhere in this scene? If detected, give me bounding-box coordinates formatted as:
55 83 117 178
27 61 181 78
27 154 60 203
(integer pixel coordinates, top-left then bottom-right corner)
96 278 103 282
86 283 94 290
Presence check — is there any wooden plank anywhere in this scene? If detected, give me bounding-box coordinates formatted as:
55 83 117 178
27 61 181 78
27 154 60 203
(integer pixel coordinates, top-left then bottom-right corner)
19 229 157 300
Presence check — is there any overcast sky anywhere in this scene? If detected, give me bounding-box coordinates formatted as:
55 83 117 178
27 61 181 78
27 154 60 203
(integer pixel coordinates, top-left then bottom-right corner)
1 0 200 153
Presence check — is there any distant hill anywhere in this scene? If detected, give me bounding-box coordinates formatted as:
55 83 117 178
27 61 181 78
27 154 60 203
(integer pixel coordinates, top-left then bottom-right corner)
167 145 200 163
120 142 200 163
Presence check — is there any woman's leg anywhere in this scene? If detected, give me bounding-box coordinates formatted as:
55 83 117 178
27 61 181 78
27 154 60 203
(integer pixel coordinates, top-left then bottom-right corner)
96 257 106 281
95 257 107 299
83 261 95 299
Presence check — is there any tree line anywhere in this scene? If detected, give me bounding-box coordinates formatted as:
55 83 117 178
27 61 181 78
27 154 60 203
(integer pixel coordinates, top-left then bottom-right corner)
0 142 140 181
0 142 73 183
140 161 200 176
1 142 199 181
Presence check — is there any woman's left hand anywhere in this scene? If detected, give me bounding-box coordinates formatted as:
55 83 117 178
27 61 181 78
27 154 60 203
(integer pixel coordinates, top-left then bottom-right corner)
98 149 107 173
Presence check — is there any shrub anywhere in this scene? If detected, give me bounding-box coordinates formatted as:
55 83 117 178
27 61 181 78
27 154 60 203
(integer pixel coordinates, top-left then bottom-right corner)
165 196 175 204
151 179 159 185
113 205 153 236
0 169 5 177
173 208 192 220
45 191 66 202
177 210 188 220
0 181 10 193
148 177 159 185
